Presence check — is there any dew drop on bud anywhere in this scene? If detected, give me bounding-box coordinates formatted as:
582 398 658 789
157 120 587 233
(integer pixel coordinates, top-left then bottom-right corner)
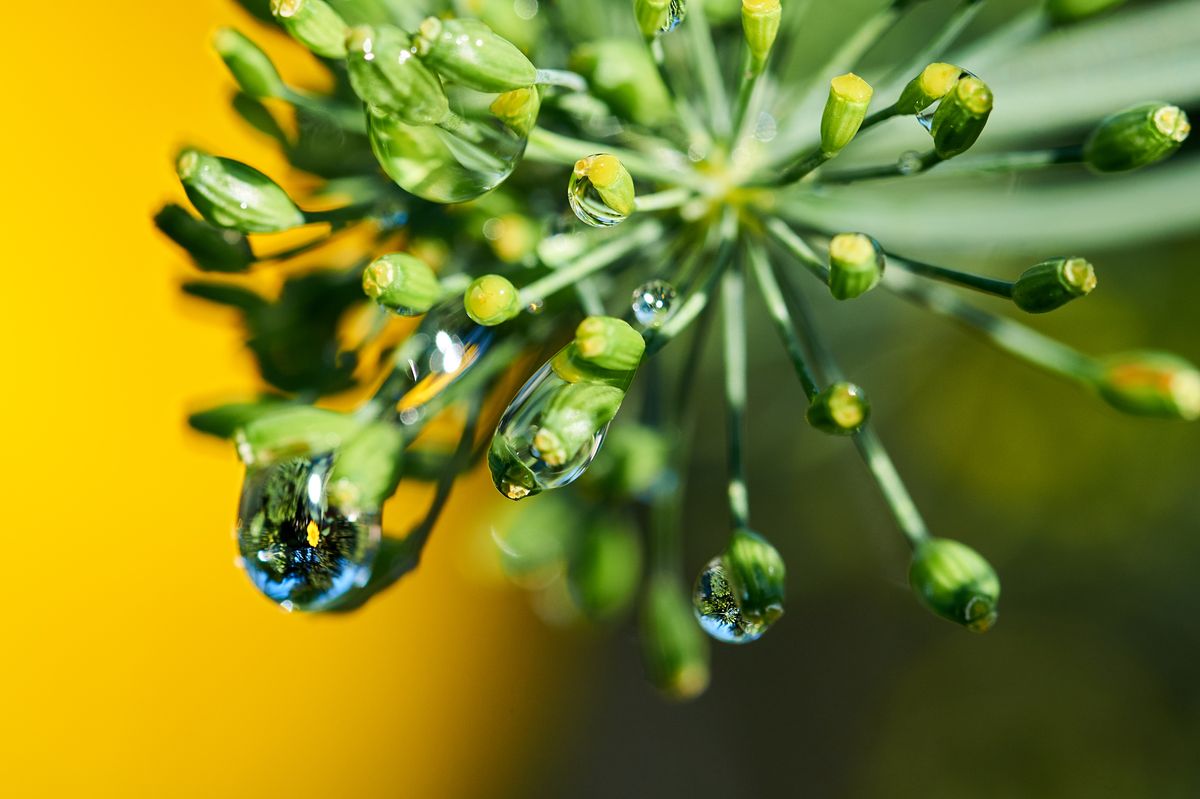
692 556 776 644
568 168 629 228
631 280 677 328
391 301 495 422
236 453 381 611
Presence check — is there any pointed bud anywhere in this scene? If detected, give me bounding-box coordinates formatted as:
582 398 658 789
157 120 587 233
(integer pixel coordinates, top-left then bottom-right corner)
176 149 305 233
574 316 646 372
1045 0 1127 24
345 25 449 126
741 0 782 72
155 203 254 272
414 17 537 93
725 528 786 623
362 253 441 316
531 382 626 468
463 274 521 326
931 75 993 159
820 73 873 155
214 28 286 99
271 0 350 59
827 232 884 300
1083 102 1190 173
895 62 962 115
573 155 636 218
1011 257 1096 313
806 381 870 435
641 576 711 700
1094 351 1200 421
909 538 1000 633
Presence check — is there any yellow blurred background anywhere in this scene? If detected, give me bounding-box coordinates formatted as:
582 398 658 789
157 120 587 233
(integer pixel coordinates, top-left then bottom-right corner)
0 3 580 796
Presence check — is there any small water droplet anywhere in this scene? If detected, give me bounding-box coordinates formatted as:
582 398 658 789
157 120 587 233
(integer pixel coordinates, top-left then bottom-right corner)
753 112 778 142
568 165 629 228
692 556 777 643
392 301 495 413
660 0 687 33
897 150 923 175
526 298 545 314
631 280 677 328
513 0 538 20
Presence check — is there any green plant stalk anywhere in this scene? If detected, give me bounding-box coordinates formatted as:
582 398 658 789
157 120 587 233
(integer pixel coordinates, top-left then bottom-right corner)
765 217 830 283
888 254 1014 299
884 0 986 88
686 0 732 139
533 68 589 92
746 238 820 400
526 127 711 191
518 220 664 306
722 262 751 531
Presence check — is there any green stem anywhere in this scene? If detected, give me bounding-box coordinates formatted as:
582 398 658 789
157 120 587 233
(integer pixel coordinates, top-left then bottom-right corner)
283 89 367 134
732 50 763 142
685 0 732 139
859 103 900 135
534 68 589 92
648 210 738 353
745 238 821 401
526 127 710 191
519 221 664 306
776 148 833 185
764 217 829 284
819 149 943 184
888 254 1014 299
722 262 751 531
852 427 931 547
928 145 1084 175
635 187 694 212
884 0 986 88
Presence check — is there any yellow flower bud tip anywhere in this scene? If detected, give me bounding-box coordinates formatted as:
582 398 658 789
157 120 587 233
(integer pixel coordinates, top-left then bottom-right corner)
829 232 876 269
952 76 993 115
575 154 624 189
575 316 646 371
531 429 568 467
667 663 711 700
464 274 521 326
918 62 962 100
742 0 780 13
1061 257 1098 295
826 384 866 429
830 73 873 104
1099 353 1200 421
1153 105 1191 143
306 520 320 547
271 0 301 17
491 87 536 118
345 25 372 55
176 148 201 179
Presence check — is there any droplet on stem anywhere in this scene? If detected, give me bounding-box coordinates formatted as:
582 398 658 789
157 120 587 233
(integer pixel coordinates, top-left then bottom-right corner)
630 280 677 328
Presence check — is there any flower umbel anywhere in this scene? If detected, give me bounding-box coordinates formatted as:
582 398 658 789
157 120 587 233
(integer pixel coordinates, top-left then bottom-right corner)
165 0 1197 697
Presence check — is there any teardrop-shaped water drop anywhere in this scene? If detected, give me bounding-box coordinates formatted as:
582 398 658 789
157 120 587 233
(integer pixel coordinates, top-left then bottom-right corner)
631 280 677 328
692 556 777 643
488 359 620 500
568 167 629 228
897 150 923 175
368 83 540 204
236 453 381 611
386 300 495 421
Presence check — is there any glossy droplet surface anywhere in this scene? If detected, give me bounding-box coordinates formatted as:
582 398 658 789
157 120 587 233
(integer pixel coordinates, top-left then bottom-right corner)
236 453 380 611
631 280 676 328
488 361 612 500
915 68 973 132
393 301 495 422
897 150 923 174
369 83 539 204
661 0 687 33
692 556 777 644
568 169 628 228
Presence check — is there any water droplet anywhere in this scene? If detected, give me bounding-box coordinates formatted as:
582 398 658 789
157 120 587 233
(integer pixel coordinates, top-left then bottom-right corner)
692 556 778 643
753 111 777 142
369 83 540 204
236 453 381 611
631 280 676 328
488 359 617 500
568 164 629 228
660 0 687 33
897 150 923 175
513 0 538 20
392 301 495 414
525 298 545 314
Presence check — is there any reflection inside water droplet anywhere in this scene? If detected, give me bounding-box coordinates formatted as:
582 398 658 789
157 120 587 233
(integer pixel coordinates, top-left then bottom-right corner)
568 168 628 228
631 280 677 328
660 0 687 33
692 556 777 643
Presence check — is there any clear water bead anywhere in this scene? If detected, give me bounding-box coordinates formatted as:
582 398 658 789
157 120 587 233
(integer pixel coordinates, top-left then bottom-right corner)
631 280 677 328
692 556 776 644
897 150 923 175
661 0 687 33
236 453 381 611
568 168 629 228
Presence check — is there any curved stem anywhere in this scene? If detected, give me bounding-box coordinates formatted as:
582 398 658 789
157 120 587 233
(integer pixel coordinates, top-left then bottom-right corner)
888 254 1014 298
852 427 931 547
518 221 664 306
819 149 942 184
534 68 589 93
746 238 821 400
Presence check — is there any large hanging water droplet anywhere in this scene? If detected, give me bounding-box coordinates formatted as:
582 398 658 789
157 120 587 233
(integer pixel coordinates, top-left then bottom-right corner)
568 155 632 228
631 280 677 328
388 300 495 422
660 0 687 33
368 84 540 204
692 556 778 643
236 453 381 611
488 359 620 500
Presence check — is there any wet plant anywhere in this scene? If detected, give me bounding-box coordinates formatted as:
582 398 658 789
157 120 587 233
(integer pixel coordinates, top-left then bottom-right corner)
162 0 1198 697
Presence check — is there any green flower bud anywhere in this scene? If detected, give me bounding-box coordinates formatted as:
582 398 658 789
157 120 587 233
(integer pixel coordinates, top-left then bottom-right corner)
551 343 638 390
154 203 254 272
894 62 962 116
741 0 782 71
271 0 349 59
414 17 537 93
488 435 541 500
236 405 363 465
1045 0 1127 23
725 528 786 624
531 382 626 467
635 0 672 38
930 75 993 159
362 253 441 315
463 274 521 326
326 421 405 509
909 538 1000 633
1094 351 1200 421
820 73 873 155
345 25 449 126
574 316 646 372
641 576 710 700
176 148 306 233
572 154 636 218
213 28 286 99
806 381 870 435
584 423 672 496
1083 102 1190 174
489 87 541 138
1011 256 1097 313
569 40 672 127
827 232 884 300
569 517 642 620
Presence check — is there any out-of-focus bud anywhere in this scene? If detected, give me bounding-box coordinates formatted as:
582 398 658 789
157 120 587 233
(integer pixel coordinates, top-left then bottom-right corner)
894 62 962 115
176 148 306 233
214 28 286 99
574 316 646 372
489 87 542 137
1093 351 1200 421
909 537 1000 633
271 0 350 59
634 0 687 37
741 0 782 73
345 25 449 125
569 517 642 620
641 575 711 700
1083 102 1190 174
531 383 626 467
155 203 255 272
1045 0 1127 24
820 73 873 155
463 274 521 326
1011 256 1096 313
484 212 539 263
930 75 993 159
827 232 884 300
806 381 870 435
583 423 672 496
362 253 441 315
327 421 405 509
235 405 363 465
414 17 537 93
570 40 672 127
